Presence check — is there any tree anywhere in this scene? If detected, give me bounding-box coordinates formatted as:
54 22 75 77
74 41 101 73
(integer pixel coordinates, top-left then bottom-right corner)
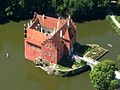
0 0 111 22
89 59 118 90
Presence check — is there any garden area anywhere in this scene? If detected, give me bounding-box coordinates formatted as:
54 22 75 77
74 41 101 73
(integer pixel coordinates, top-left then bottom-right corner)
74 43 108 60
58 56 86 72
84 44 108 60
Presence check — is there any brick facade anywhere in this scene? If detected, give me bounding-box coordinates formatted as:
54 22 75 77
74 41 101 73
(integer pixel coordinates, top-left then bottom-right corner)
24 13 77 64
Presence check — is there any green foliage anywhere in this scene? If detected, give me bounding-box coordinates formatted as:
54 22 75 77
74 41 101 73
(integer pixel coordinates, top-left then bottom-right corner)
0 0 111 21
89 59 118 90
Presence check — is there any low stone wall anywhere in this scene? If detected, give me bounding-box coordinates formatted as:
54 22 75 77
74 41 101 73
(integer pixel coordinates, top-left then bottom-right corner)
34 57 88 77
61 65 89 77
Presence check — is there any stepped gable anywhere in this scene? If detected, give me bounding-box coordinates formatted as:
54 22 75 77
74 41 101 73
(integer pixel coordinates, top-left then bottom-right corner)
26 28 51 46
26 14 69 49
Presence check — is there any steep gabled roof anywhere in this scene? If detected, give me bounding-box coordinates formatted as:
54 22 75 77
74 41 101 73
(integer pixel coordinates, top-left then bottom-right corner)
37 15 66 30
26 28 51 46
26 14 76 49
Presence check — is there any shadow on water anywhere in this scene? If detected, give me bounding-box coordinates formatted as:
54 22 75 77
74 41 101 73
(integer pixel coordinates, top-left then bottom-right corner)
0 15 32 25
0 12 106 25
73 13 106 23
0 17 10 24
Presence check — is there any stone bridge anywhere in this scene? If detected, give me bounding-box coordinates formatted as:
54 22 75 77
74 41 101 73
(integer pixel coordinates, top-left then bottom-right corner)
73 55 120 80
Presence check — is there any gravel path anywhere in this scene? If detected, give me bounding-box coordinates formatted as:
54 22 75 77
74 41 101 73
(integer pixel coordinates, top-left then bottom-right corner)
110 15 120 28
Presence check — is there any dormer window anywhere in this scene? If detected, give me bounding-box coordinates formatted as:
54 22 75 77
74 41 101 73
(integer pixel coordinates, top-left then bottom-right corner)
47 31 50 34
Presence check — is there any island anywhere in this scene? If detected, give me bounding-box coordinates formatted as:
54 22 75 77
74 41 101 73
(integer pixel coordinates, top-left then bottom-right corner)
24 13 108 76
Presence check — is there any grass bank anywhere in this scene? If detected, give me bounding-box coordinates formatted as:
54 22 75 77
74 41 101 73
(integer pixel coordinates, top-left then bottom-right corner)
106 15 120 35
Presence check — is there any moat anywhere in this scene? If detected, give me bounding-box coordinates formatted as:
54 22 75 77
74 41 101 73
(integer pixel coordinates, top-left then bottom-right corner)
0 20 120 90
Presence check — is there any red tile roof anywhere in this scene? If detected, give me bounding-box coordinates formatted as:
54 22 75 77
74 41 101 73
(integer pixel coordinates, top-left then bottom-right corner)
26 28 51 46
37 15 66 30
26 14 74 48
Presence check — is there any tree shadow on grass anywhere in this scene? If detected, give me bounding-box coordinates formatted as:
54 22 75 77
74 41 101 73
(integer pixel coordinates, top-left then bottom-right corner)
58 43 90 68
58 55 74 68
73 42 91 56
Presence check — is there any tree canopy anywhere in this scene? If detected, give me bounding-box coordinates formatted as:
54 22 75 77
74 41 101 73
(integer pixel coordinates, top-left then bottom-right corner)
89 59 118 90
0 0 114 22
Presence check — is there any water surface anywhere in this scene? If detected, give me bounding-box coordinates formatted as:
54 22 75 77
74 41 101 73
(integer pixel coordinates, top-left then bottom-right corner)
0 20 120 90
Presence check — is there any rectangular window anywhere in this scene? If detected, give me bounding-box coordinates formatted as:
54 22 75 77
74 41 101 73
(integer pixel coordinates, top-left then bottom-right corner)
51 53 55 61
48 51 51 56
36 47 41 51
28 43 30 48
43 50 46 59
33 46 35 51
27 43 31 51
48 45 51 48
53 43 56 47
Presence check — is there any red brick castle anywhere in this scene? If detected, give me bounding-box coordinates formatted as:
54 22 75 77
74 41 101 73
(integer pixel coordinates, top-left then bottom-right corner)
24 13 77 64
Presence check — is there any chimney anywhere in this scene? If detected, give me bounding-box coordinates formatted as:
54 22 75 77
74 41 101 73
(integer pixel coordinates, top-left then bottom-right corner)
30 20 32 26
67 20 69 28
60 30 62 38
24 24 26 27
68 15 71 19
57 17 60 30
67 15 71 28
41 27 42 32
53 28 56 34
43 14 45 20
33 12 37 21
27 23 30 28
54 28 56 33
24 24 26 29
58 17 60 20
